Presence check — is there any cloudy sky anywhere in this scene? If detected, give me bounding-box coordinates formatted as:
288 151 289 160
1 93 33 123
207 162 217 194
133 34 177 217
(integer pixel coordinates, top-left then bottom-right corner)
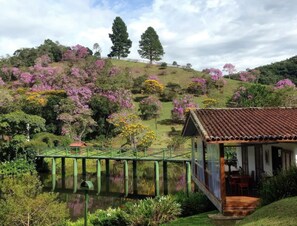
1 0 297 71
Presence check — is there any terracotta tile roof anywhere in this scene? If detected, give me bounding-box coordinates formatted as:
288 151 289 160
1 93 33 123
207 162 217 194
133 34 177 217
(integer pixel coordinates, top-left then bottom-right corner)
69 142 87 147
187 108 297 143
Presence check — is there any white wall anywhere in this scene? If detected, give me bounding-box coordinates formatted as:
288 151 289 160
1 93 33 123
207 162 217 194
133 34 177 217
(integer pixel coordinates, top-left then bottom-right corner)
262 143 297 176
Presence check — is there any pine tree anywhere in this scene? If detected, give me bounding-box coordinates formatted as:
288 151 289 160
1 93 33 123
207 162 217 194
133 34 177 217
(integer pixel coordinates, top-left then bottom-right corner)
138 27 164 64
108 17 132 59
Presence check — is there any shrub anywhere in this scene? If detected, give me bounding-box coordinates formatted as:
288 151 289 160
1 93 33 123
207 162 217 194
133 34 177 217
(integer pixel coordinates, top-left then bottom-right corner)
187 78 207 96
159 62 167 69
143 79 164 95
260 166 297 206
124 196 181 226
167 135 187 151
0 159 35 176
138 96 162 120
174 191 216 217
132 75 148 94
171 95 198 123
91 208 127 226
160 83 182 102
202 98 218 108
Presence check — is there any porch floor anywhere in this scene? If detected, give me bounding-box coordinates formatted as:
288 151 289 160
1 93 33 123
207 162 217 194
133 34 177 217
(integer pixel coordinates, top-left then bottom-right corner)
224 196 260 216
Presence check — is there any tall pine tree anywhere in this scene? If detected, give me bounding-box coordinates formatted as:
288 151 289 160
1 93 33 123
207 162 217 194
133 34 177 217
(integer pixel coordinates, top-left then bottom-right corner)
108 17 132 59
138 27 164 64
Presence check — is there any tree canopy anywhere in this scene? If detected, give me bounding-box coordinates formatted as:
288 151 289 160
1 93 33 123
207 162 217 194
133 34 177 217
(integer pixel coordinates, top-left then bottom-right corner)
108 17 132 59
138 27 164 64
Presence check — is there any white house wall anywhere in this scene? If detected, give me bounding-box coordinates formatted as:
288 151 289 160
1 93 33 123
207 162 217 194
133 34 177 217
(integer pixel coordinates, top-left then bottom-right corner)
262 143 297 176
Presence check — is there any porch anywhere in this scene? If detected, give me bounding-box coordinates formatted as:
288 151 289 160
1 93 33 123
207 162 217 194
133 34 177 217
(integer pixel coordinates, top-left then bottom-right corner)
182 108 297 217
224 196 260 216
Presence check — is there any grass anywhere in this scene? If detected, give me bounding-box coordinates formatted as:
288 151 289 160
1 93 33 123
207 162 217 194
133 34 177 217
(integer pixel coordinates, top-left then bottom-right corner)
237 196 297 226
110 59 243 148
162 211 217 226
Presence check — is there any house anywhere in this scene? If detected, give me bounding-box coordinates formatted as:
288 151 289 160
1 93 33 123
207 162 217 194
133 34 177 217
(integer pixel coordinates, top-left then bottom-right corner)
69 141 87 153
182 107 297 216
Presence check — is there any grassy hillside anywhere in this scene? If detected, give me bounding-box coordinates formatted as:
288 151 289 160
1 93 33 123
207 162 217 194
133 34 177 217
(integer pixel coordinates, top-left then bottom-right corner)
237 196 297 226
111 59 242 148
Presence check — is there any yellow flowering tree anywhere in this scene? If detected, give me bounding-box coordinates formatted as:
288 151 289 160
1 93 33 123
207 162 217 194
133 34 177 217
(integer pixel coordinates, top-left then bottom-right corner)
143 79 164 95
108 110 156 151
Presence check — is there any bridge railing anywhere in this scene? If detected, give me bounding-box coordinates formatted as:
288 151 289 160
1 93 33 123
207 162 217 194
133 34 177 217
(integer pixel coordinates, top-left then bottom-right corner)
37 147 191 160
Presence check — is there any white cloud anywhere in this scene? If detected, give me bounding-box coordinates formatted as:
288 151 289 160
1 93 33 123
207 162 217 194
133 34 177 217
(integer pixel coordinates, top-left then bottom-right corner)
0 0 297 71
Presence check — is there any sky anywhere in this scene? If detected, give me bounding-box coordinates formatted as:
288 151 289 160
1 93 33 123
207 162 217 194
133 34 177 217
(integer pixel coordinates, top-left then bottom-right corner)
0 0 297 71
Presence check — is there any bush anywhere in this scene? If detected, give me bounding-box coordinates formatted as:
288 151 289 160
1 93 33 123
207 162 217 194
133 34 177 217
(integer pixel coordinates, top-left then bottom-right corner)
132 75 148 94
174 191 216 217
159 62 167 69
124 196 181 226
138 96 162 120
260 166 297 206
91 208 127 226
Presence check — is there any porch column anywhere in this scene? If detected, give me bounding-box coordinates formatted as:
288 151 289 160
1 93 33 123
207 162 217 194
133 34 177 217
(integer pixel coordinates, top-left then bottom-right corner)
220 144 226 207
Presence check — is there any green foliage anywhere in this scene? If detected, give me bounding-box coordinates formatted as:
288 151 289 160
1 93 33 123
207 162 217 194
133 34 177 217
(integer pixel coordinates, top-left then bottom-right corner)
124 196 181 226
260 166 297 206
173 191 216 217
91 208 127 226
30 132 71 148
131 74 148 94
227 84 280 107
167 135 187 151
0 110 46 137
0 173 69 225
89 95 120 138
0 159 35 176
256 56 297 85
160 82 182 102
139 95 162 120
108 17 132 59
159 62 167 69
138 27 165 64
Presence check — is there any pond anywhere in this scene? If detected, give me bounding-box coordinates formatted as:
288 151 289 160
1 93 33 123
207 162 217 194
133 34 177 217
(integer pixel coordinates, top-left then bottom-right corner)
40 159 190 220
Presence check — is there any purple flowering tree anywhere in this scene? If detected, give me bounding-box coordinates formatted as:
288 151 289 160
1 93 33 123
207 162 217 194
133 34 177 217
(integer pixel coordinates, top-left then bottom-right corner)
205 68 227 91
223 63 236 78
187 77 207 95
275 79 296 89
62 44 90 61
171 95 198 123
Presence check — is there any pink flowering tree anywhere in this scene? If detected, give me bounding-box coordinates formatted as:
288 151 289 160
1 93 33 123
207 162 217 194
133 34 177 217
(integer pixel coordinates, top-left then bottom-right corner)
239 71 254 82
223 63 236 78
139 95 162 120
1 66 20 81
62 44 90 61
187 77 207 95
205 68 227 91
274 79 296 89
100 89 134 109
34 54 52 67
171 95 198 123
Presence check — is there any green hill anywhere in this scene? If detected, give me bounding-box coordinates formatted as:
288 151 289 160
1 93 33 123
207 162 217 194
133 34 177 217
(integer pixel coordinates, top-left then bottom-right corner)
255 55 297 85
